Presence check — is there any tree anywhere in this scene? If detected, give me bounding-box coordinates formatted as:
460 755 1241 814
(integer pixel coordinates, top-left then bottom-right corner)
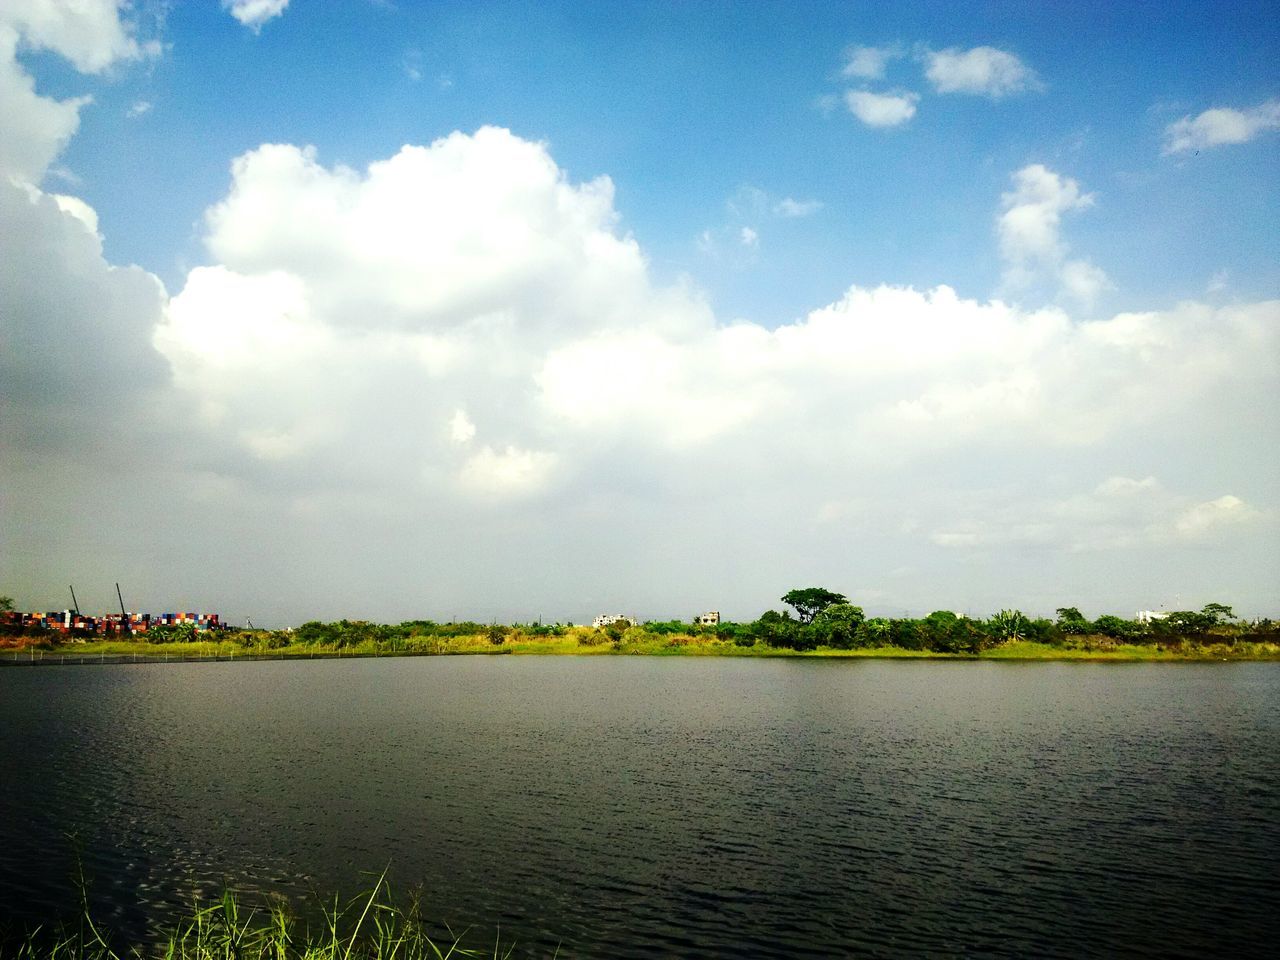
753 610 799 648
987 609 1030 644
1156 611 1215 637
1201 602 1234 623
780 587 847 624
813 603 865 649
0 596 13 613
1055 607 1092 635
858 617 892 648
486 623 507 646
1093 614 1138 639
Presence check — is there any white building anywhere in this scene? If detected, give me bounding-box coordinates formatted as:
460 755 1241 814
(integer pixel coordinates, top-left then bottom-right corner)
694 611 720 626
1135 610 1170 624
593 614 636 629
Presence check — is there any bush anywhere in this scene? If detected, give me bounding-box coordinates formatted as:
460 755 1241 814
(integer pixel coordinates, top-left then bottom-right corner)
753 610 800 648
1093 615 1140 640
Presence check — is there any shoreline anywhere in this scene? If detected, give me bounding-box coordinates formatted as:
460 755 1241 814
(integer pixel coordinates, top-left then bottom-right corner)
4 637 1278 666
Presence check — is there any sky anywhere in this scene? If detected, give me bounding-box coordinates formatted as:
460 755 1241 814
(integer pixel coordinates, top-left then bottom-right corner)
1 0 1277 627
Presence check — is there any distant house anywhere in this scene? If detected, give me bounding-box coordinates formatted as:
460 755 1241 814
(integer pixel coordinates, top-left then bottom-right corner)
1135 610 1170 624
592 614 636 629
4 608 228 635
694 611 720 626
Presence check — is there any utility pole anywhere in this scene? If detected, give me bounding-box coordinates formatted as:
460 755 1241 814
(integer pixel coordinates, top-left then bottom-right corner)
115 582 129 637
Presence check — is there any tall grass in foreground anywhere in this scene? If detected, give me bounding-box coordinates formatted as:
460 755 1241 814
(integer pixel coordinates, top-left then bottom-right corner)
5 873 530 960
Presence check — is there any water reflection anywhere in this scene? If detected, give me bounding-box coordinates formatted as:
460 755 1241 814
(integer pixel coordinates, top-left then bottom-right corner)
1 658 1277 957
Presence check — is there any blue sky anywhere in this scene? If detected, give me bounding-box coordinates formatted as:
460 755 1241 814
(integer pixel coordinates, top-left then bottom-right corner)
62 0 1280 320
2 1 1278 623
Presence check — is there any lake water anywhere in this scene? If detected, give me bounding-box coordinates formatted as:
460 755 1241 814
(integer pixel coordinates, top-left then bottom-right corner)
0 657 1277 957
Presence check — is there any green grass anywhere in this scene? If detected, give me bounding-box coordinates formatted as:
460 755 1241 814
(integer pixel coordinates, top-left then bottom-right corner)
7 874 526 960
10 631 1280 663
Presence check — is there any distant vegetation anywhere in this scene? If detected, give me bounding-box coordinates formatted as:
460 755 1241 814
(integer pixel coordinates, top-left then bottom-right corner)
3 589 1277 660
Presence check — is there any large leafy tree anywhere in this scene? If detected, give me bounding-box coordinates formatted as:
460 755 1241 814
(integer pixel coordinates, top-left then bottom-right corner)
1201 602 1234 623
781 587 847 624
813 603 865 649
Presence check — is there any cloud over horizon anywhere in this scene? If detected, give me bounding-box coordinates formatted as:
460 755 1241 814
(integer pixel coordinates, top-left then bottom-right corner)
1 5 1276 623
10 128 1271 619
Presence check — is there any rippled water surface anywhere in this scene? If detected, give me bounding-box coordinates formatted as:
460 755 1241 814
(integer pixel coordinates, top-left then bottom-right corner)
1 657 1277 957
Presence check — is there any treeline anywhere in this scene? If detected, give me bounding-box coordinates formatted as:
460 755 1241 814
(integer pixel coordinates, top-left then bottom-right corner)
728 589 1276 653
5 590 1277 654
185 590 1280 653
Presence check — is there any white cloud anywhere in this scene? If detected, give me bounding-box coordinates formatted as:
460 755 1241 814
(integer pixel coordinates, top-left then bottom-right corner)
1163 100 1280 154
223 0 290 32
2 0 157 74
7 125 1277 619
997 164 1109 306
458 445 556 498
126 99 152 118
51 192 99 234
0 177 169 452
930 478 1265 553
774 197 822 218
842 44 900 80
1059 258 1110 306
0 33 87 182
701 186 819 258
923 46 1040 98
449 409 477 444
1174 495 1257 539
0 1 157 183
844 89 919 127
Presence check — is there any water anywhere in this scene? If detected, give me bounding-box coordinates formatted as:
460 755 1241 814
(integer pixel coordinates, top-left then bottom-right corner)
1 657 1277 957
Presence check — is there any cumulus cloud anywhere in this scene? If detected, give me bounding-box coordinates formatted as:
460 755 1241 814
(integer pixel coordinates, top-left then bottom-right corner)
998 164 1109 306
2 0 157 73
1163 100 1280 154
844 89 919 127
223 0 290 32
6 122 1277 619
158 133 1276 518
923 46 1040 98
0 178 170 453
842 44 900 80
0 0 157 183
1174 495 1257 538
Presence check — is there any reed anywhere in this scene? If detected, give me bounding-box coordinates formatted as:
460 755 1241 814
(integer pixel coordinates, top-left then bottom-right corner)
6 873 524 960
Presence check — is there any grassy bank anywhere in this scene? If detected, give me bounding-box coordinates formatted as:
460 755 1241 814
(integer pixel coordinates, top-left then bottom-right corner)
6 629 1279 663
6 876 519 960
